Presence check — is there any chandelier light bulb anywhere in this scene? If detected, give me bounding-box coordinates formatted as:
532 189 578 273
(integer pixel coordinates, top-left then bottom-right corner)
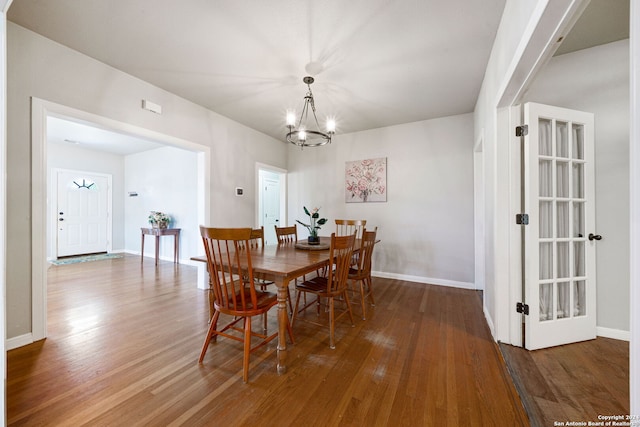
326 118 336 134
286 111 296 127
298 130 307 141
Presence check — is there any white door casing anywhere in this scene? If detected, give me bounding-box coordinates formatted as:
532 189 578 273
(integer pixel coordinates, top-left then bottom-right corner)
524 102 596 350
56 170 110 257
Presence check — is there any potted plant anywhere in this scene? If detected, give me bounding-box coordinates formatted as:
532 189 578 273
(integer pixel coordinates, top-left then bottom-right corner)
296 206 327 245
148 211 171 229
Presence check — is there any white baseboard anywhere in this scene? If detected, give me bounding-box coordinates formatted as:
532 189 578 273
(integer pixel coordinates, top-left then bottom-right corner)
6 333 34 351
124 248 193 265
597 326 630 342
371 270 475 290
484 304 497 340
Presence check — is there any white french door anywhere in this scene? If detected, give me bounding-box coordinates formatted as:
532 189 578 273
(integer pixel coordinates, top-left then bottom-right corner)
524 102 596 350
56 170 110 257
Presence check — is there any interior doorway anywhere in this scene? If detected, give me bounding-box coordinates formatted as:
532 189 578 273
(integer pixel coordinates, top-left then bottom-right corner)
257 163 287 245
29 97 211 344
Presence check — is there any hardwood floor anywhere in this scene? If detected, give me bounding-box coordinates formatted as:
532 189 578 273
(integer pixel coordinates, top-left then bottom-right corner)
500 338 629 427
7 254 528 426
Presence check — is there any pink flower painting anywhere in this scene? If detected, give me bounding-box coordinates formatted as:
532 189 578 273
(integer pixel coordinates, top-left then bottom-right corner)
345 157 387 203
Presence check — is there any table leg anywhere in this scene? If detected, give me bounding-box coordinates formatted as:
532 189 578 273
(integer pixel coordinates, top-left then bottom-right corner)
276 278 290 374
174 234 179 264
155 235 160 266
141 233 145 263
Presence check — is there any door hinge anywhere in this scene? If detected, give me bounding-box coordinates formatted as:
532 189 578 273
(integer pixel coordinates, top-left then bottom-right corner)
516 213 529 225
515 125 528 137
516 302 529 315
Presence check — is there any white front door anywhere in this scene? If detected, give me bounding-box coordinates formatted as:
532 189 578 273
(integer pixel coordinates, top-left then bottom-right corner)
56 170 110 257
524 102 596 350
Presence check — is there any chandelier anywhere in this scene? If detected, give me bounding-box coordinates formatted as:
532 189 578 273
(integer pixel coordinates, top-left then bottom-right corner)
286 76 335 148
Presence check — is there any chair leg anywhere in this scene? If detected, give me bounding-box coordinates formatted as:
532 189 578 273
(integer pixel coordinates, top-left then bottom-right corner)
366 275 375 306
286 313 295 344
329 297 335 349
243 317 251 383
263 312 268 334
199 311 220 363
343 291 355 327
359 279 367 320
286 286 294 316
208 287 215 322
291 290 302 327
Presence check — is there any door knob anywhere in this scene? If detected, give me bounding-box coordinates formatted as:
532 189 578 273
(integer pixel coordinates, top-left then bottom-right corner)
588 233 602 241
59 218 64 221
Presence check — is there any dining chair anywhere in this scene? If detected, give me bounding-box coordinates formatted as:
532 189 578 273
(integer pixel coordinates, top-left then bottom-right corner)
335 219 366 268
275 224 298 243
348 227 378 320
246 226 275 288
335 219 366 239
198 226 293 383
291 232 357 349
274 224 300 313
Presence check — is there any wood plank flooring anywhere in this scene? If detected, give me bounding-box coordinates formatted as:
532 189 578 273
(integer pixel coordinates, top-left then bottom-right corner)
500 337 629 427
7 254 528 426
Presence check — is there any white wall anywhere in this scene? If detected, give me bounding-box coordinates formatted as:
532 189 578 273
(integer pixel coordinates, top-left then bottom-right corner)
473 0 548 340
525 40 630 334
6 22 287 340
473 0 588 342
0 4 9 419
630 0 640 413
125 146 199 262
288 113 475 288
47 142 126 255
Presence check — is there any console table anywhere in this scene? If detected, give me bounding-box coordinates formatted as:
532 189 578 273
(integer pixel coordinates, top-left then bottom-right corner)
141 227 181 266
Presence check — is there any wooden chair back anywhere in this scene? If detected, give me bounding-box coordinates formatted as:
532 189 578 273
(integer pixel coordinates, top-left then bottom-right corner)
326 232 357 295
199 226 262 316
335 219 366 239
247 226 265 250
275 224 298 244
353 227 377 276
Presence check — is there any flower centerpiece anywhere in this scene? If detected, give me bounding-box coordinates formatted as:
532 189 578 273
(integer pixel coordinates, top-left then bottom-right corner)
148 211 171 229
296 206 327 245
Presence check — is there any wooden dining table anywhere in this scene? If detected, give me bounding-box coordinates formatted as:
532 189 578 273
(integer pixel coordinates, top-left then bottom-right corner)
191 236 335 374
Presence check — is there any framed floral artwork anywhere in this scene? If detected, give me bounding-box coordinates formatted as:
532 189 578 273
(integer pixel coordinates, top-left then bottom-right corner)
345 157 387 203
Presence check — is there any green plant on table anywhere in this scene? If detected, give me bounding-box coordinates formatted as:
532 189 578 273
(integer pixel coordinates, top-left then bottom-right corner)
296 206 327 238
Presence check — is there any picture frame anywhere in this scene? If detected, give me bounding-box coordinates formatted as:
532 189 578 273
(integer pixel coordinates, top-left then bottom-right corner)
345 157 387 203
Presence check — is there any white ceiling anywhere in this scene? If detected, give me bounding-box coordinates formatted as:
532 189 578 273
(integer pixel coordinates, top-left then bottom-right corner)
47 116 165 155
7 0 629 154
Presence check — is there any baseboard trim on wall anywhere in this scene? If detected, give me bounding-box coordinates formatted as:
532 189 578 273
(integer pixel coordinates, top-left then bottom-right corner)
123 249 187 265
597 326 630 342
371 271 475 290
6 333 34 351
484 304 497 339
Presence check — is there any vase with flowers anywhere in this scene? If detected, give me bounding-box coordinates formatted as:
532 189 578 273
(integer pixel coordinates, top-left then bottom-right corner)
148 211 171 229
296 206 327 245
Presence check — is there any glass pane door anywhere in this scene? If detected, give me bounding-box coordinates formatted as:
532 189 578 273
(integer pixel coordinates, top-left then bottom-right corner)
524 102 596 350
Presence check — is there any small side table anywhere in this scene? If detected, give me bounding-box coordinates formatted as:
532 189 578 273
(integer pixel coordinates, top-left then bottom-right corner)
141 227 181 266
